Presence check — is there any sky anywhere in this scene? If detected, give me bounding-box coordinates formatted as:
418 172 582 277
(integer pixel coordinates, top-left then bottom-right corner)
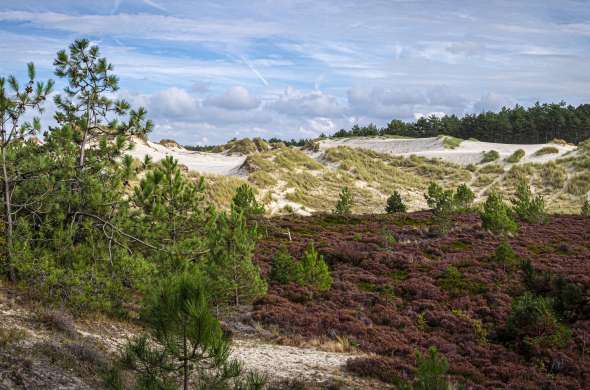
1 0 590 145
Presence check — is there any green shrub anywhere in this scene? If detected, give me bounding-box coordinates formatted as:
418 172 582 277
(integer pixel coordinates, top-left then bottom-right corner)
506 292 571 349
582 198 590 216
232 183 265 217
505 149 525 163
492 241 519 269
438 266 485 297
334 186 353 216
385 191 407 213
481 150 500 163
480 191 518 235
424 182 455 234
534 146 559 156
300 242 332 292
270 248 303 285
397 347 454 390
512 180 546 224
453 183 475 210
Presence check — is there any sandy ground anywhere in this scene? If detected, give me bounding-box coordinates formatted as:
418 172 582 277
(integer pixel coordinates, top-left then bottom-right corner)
0 287 379 389
318 136 577 165
128 138 246 175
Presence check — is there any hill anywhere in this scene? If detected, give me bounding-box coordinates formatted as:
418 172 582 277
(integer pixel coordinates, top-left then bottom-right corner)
128 136 589 215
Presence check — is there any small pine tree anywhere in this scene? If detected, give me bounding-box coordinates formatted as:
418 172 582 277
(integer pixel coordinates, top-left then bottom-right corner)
453 183 475 211
398 346 453 390
480 191 518 235
493 241 518 270
122 272 264 389
334 186 353 216
582 198 590 216
300 241 332 292
205 207 267 307
424 182 455 235
512 180 546 224
386 191 407 213
270 247 303 285
232 183 264 217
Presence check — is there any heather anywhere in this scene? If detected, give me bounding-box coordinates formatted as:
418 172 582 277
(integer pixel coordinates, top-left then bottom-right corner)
252 211 590 388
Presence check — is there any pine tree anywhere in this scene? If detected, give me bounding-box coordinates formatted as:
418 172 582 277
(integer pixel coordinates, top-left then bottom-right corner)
583 198 590 216
133 156 206 270
53 39 152 168
512 179 546 224
205 207 267 307
270 247 303 285
232 183 264 217
122 271 265 389
481 191 518 235
424 182 455 234
334 186 353 216
300 241 332 292
453 183 475 211
386 191 407 213
0 63 53 281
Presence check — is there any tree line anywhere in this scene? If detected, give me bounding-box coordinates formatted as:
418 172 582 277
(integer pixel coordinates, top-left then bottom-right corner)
332 102 590 144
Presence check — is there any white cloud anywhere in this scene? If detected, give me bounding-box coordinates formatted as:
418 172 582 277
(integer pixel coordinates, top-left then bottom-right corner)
204 86 260 110
270 87 344 117
472 92 514 113
149 87 198 117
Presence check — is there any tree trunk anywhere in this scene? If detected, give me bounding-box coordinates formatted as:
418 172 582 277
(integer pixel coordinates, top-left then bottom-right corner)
1 143 15 282
183 324 189 390
79 128 88 168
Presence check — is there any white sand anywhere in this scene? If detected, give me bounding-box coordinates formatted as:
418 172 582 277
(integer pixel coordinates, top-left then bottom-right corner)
318 136 576 165
127 138 246 176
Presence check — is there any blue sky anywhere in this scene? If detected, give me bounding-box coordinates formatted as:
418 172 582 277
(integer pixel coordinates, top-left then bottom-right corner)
1 0 590 144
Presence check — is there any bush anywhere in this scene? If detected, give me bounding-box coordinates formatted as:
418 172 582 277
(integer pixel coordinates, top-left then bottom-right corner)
480 191 518 235
270 247 303 285
398 347 453 390
492 241 519 269
583 198 590 216
534 146 559 156
506 292 571 349
453 183 475 210
481 150 500 163
512 180 546 224
334 187 353 216
386 191 407 213
505 149 525 163
438 266 485 297
232 183 265 217
300 242 332 292
424 182 455 234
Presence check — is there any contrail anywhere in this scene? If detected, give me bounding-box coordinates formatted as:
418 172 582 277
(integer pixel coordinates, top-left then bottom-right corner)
143 0 167 12
240 55 269 86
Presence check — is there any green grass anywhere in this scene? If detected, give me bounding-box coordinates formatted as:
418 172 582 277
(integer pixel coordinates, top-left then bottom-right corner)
441 135 463 149
505 149 525 163
566 172 590 195
480 150 500 164
534 146 559 156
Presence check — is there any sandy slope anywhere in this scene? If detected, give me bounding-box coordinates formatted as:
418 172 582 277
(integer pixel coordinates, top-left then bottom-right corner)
128 138 246 176
318 136 576 165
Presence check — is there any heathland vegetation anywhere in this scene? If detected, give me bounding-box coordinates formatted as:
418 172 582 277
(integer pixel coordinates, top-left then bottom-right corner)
1 39 590 389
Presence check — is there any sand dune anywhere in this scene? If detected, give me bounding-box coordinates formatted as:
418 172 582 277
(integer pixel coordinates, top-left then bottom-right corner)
128 138 246 175
318 136 576 165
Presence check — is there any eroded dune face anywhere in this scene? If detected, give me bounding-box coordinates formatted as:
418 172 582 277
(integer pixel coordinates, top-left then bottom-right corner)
128 137 247 176
318 136 577 165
